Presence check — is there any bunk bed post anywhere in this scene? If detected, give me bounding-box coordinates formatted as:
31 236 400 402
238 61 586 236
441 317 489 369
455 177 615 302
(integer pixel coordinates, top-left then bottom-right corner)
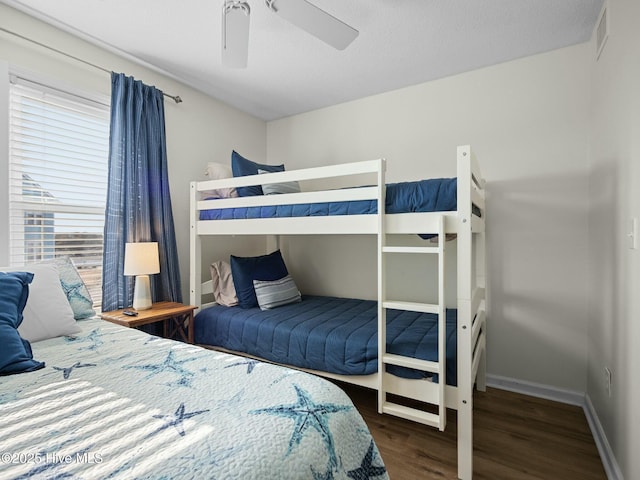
190 182 202 310
456 145 474 480
437 214 447 431
376 158 387 414
475 230 487 392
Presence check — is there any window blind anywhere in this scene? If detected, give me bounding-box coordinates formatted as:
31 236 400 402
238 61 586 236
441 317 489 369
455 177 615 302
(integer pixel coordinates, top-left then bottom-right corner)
8 78 110 308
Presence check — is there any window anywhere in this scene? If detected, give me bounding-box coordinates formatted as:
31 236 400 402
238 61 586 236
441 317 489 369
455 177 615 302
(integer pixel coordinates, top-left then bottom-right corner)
8 76 110 308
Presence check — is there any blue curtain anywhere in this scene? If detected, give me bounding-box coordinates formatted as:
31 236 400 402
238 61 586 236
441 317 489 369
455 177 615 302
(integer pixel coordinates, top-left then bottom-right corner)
102 73 182 311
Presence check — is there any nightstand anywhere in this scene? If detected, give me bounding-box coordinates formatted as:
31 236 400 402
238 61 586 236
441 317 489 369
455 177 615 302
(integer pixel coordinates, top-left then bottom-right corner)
100 301 198 344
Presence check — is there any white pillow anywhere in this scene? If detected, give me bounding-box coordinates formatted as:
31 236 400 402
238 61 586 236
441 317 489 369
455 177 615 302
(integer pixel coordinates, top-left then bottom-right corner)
257 169 301 195
203 162 238 199
1 263 80 342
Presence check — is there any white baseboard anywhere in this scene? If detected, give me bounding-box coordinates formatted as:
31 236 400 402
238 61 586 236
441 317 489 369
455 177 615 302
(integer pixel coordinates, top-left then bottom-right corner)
584 394 624 480
486 373 584 406
485 374 622 480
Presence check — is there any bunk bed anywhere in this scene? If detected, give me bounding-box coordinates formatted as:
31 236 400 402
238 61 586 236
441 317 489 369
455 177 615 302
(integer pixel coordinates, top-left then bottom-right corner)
189 145 487 480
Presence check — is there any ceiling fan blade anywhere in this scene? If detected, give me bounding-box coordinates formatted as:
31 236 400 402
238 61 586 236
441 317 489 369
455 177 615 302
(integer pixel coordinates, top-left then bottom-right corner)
222 1 251 68
266 0 359 50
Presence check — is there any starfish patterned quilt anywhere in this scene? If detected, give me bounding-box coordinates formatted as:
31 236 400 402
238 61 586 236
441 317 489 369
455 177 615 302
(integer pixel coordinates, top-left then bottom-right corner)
0 318 388 480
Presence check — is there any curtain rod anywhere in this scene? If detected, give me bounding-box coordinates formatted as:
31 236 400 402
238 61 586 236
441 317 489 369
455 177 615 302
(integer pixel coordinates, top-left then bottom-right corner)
0 26 183 104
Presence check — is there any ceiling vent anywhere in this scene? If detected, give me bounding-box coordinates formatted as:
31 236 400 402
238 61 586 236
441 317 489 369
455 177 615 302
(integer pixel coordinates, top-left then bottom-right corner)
595 3 609 60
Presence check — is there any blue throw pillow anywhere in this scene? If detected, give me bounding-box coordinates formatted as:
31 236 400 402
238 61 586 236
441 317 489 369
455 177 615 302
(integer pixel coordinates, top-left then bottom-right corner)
0 272 46 376
230 250 289 309
231 150 284 197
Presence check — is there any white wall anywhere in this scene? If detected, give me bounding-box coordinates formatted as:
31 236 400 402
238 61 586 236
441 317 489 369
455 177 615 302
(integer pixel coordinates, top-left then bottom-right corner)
0 4 267 301
268 44 592 392
588 0 640 477
6 2 635 473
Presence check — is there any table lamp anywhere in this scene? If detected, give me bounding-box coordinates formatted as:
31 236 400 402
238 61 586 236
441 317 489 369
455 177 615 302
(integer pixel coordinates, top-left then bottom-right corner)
124 242 160 310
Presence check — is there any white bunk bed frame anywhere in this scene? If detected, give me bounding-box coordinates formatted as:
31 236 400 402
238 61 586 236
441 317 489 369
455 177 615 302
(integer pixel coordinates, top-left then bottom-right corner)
189 145 486 480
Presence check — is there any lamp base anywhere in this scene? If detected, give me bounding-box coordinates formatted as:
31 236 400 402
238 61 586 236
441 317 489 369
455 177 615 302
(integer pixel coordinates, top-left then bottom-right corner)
132 275 152 310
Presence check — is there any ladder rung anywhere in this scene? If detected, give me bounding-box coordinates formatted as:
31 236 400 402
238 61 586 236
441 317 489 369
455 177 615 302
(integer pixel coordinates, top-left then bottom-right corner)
383 353 439 374
382 402 441 428
383 300 440 314
382 246 439 254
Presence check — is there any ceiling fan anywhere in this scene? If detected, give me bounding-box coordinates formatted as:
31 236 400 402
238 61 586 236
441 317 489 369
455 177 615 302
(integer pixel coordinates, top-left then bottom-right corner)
222 0 359 68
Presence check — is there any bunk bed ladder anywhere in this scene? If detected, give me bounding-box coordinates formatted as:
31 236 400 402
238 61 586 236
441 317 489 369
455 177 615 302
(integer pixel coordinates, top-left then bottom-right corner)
379 215 447 431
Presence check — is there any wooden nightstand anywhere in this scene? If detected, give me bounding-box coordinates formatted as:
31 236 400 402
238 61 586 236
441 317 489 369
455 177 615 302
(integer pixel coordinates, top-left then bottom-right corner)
100 301 198 344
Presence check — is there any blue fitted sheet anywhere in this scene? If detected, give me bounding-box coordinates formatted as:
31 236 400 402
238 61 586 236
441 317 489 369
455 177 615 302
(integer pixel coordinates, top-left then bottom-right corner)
199 177 458 220
194 295 457 385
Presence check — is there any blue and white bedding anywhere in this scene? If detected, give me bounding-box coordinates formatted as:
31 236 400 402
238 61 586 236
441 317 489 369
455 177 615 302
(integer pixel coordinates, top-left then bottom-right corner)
199 178 458 220
0 317 388 480
195 295 458 385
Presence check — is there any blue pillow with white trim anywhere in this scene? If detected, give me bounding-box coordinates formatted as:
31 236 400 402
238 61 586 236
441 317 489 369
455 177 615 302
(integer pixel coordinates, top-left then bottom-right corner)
253 275 302 310
0 272 45 376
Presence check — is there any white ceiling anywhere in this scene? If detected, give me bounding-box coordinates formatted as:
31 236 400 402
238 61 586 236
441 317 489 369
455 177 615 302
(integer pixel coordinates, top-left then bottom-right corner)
3 0 603 121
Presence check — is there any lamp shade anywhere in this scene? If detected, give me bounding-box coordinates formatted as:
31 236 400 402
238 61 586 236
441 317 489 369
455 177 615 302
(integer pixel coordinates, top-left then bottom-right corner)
123 242 160 276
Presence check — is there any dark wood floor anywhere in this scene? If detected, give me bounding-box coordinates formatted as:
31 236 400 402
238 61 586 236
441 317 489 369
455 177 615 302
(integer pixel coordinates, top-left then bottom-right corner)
336 382 606 480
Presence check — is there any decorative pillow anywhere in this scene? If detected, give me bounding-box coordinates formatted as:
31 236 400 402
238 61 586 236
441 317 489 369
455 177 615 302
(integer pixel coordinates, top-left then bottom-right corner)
230 250 289 309
257 169 301 195
210 260 238 307
253 275 302 310
2 264 80 342
0 272 46 375
231 150 284 197
203 162 238 199
44 257 95 320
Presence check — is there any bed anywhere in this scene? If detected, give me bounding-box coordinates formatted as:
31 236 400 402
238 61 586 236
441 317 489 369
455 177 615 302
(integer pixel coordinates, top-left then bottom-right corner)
194 295 459 383
189 145 487 479
1 267 387 480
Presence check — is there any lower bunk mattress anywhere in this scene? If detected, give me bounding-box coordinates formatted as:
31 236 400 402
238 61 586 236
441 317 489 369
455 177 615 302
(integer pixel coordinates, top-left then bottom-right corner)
194 295 458 385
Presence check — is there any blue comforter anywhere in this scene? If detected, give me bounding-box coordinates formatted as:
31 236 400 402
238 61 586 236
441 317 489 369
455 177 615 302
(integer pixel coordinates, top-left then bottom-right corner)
195 295 458 385
200 178 458 220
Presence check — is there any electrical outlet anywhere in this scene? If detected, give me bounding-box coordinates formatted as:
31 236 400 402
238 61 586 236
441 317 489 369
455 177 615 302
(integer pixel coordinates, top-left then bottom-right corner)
604 367 612 397
629 218 638 250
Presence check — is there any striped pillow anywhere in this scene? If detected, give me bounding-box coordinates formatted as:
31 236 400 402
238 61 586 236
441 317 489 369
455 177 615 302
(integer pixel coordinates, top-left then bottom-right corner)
253 275 302 310
257 169 301 195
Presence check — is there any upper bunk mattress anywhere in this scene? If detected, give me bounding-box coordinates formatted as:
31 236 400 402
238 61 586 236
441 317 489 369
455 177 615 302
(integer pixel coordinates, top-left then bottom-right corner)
194 295 458 385
200 177 457 220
